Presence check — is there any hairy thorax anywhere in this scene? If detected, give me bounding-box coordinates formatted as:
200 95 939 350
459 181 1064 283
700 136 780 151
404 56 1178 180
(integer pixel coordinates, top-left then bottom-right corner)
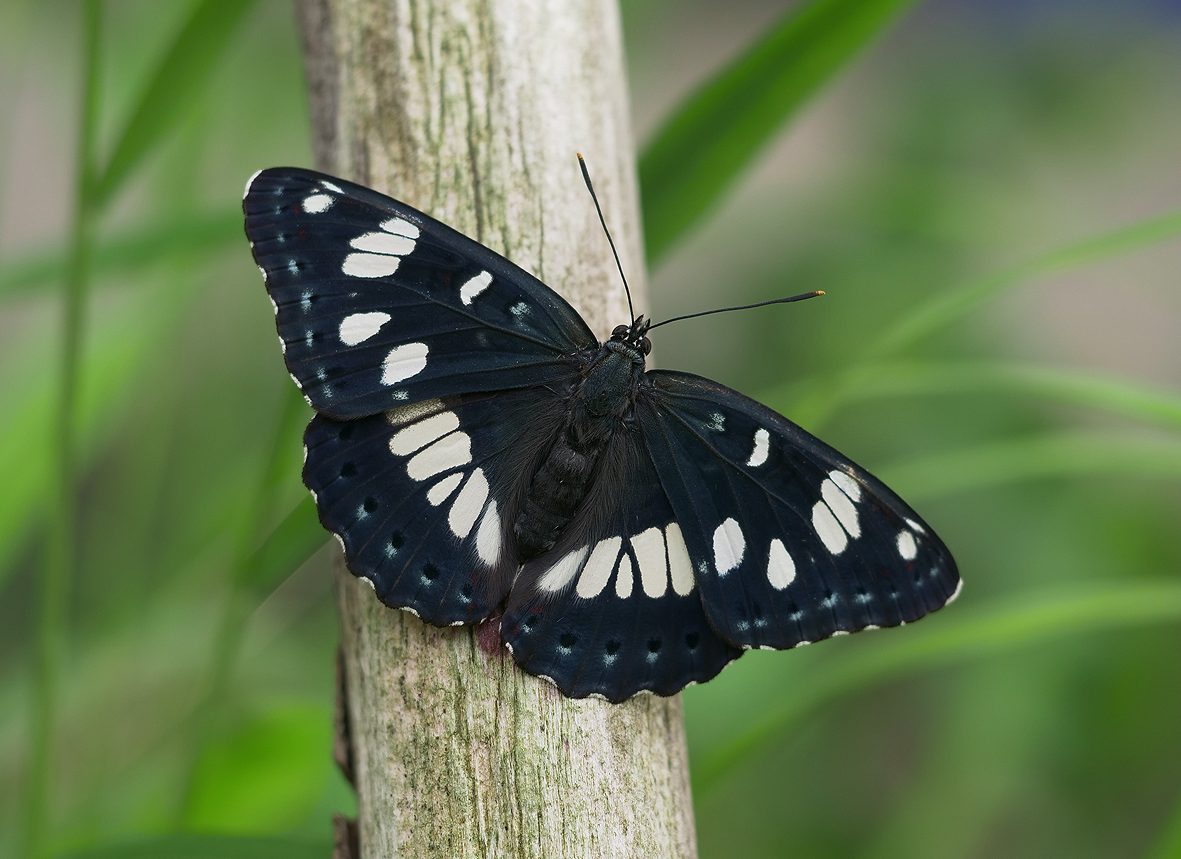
513 342 645 558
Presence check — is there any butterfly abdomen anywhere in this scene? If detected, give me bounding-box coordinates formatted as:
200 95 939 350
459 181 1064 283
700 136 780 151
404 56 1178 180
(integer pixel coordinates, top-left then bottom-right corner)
513 345 643 558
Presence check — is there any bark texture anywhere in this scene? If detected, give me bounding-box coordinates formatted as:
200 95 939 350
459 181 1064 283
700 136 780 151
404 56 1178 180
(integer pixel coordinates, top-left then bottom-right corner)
294 2 698 856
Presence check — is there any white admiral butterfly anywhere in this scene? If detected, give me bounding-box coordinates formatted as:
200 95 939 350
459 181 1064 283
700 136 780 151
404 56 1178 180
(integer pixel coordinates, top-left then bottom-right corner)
243 161 961 703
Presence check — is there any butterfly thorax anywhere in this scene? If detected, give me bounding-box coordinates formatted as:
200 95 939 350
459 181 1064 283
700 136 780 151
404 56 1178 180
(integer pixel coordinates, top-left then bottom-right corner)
513 342 646 559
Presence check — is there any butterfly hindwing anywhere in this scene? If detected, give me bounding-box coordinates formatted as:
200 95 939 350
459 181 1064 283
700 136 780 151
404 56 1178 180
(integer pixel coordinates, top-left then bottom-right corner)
638 370 961 651
244 168 596 419
303 385 573 626
500 431 742 702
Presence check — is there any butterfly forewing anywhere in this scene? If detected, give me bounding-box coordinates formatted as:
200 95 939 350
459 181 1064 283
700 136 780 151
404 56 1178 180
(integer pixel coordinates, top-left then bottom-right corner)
501 430 741 702
638 370 960 651
244 168 596 418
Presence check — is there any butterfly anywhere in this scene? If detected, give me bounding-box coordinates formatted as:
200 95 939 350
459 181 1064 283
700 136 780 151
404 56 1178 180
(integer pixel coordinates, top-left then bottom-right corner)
243 162 961 703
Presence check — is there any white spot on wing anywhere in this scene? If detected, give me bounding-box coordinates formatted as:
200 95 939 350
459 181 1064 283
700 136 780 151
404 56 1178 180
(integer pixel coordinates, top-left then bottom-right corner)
812 502 848 554
350 231 415 256
577 536 622 599
632 527 668 598
381 217 420 238
828 470 862 502
343 252 400 278
615 554 634 598
322 180 344 193
475 502 500 564
746 428 770 467
427 473 462 506
897 530 918 560
712 518 745 575
905 517 926 534
406 431 470 480
389 410 459 455
338 311 392 345
538 546 589 592
947 578 964 604
448 469 489 538
303 193 332 213
821 478 860 538
381 342 428 385
460 271 493 305
665 524 695 596
766 539 796 590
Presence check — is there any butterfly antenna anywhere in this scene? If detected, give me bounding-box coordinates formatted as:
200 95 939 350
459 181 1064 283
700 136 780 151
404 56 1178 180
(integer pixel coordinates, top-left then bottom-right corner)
647 290 825 331
577 153 636 326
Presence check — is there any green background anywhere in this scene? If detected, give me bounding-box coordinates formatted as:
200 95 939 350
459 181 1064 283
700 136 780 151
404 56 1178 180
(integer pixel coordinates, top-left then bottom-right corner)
2 1 1179 857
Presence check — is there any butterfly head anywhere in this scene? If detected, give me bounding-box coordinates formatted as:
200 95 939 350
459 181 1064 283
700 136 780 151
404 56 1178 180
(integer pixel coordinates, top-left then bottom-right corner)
609 316 652 359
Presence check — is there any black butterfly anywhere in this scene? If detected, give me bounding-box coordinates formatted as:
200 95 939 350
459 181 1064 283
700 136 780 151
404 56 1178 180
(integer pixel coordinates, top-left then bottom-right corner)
243 164 961 703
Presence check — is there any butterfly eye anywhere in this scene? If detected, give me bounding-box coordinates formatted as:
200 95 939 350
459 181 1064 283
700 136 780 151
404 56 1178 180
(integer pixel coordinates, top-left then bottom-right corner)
640 337 652 355
611 325 629 339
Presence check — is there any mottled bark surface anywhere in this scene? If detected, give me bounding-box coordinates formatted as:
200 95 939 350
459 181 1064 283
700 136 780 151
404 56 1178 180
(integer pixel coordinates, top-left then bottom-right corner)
294 1 697 856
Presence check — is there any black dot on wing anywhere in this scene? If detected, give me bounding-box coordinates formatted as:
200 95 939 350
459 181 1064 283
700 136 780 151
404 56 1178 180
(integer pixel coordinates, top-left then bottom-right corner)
604 640 621 656
389 531 405 549
460 583 473 601
559 632 577 650
524 614 538 630
422 563 439 582
340 462 357 478
647 638 662 654
363 496 378 513
685 632 700 651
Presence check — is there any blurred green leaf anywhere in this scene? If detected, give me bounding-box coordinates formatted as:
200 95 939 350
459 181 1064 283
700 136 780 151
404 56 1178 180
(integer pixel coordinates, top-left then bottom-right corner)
867 208 1181 359
243 498 325 598
1147 789 1181 859
184 703 335 830
62 834 331 859
781 360 1181 432
640 0 920 264
880 431 1181 500
176 386 311 821
695 580 1181 793
0 210 240 299
790 208 1181 428
0 292 191 585
28 4 103 855
91 0 259 206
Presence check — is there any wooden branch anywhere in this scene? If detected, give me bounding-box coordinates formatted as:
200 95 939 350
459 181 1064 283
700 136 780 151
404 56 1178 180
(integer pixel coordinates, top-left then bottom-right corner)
294 1 698 856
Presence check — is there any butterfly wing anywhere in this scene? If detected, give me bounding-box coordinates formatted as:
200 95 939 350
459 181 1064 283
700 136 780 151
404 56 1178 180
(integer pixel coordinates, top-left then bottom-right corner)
303 383 576 626
244 167 597 419
637 370 961 651
500 430 742 702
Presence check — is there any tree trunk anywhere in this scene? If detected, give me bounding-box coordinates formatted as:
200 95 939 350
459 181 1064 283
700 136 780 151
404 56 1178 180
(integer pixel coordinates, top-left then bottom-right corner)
294 1 698 857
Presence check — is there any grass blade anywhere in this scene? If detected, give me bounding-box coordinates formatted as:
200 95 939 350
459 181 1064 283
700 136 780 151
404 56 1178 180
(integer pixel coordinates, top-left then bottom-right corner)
175 385 310 820
640 0 921 265
787 209 1181 428
878 431 1181 500
0 209 240 299
91 0 259 206
779 360 1181 433
25 4 101 856
867 209 1181 360
694 581 1181 793
243 496 326 599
